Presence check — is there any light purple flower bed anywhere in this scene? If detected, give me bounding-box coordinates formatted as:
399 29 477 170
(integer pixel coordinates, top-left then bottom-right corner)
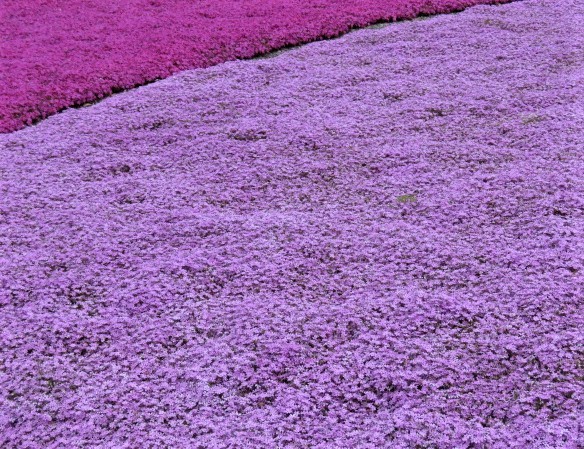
0 0 511 133
1 0 583 447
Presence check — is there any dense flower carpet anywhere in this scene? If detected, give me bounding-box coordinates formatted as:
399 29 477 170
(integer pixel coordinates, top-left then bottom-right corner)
1 0 582 448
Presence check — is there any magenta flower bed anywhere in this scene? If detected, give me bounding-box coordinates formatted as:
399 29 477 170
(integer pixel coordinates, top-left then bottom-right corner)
1 0 583 447
0 0 514 133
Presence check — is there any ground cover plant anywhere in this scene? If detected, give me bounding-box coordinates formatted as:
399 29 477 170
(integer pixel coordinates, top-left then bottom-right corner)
0 0 514 133
1 0 583 447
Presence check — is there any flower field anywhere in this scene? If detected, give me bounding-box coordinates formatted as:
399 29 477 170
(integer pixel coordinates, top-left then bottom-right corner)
1 0 583 448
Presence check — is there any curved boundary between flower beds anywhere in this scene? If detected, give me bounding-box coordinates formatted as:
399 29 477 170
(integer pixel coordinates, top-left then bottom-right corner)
0 0 515 133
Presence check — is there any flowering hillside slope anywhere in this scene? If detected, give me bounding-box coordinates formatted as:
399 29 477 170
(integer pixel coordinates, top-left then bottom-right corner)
1 0 583 447
0 0 512 133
